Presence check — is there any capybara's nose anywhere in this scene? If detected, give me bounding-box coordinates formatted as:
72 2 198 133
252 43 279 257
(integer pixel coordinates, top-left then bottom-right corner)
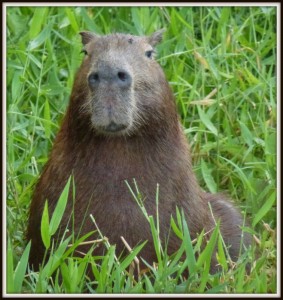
88 68 132 89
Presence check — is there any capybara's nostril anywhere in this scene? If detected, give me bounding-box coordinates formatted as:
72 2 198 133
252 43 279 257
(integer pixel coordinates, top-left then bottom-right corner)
116 70 132 87
88 72 100 87
118 71 127 81
88 69 132 88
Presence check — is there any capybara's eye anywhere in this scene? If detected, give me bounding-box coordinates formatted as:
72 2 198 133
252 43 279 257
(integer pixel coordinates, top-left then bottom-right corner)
81 49 88 55
145 50 154 59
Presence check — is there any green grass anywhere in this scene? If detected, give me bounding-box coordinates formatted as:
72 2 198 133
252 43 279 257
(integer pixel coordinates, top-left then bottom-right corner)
6 6 277 294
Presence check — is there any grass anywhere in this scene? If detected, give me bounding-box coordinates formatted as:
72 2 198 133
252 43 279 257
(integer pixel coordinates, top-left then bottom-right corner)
6 5 277 294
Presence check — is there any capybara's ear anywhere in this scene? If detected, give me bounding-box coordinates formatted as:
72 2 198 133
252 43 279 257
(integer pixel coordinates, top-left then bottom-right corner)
148 28 166 47
79 31 99 45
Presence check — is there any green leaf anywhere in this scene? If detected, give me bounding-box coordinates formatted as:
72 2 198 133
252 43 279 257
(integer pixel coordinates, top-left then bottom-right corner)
197 223 219 292
131 8 143 35
28 23 52 51
39 236 72 282
107 246 116 274
13 241 31 293
149 216 162 266
235 264 246 293
216 235 228 271
49 176 72 236
239 121 254 147
60 262 70 291
144 275 155 293
6 238 14 293
206 283 227 293
44 99 51 139
91 257 101 281
220 156 257 194
41 200 50 249
265 132 276 155
63 230 96 258
119 241 147 271
65 8 79 32
77 259 88 286
168 243 186 276
175 206 183 232
97 249 111 292
181 210 197 274
27 52 42 69
196 222 219 269
252 190 276 227
170 217 183 239
259 270 267 293
29 7 48 39
61 258 82 293
11 71 21 102
197 105 218 136
200 159 217 193
194 230 205 254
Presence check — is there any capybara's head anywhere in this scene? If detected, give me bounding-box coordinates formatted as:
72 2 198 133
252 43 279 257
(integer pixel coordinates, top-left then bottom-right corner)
76 29 173 136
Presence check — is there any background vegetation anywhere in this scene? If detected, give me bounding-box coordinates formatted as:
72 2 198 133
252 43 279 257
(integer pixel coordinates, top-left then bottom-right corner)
6 6 277 294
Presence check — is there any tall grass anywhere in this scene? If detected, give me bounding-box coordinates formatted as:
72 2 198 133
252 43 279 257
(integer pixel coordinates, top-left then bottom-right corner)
6 6 277 294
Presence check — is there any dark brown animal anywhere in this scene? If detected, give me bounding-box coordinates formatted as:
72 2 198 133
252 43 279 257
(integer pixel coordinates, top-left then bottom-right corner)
27 30 251 273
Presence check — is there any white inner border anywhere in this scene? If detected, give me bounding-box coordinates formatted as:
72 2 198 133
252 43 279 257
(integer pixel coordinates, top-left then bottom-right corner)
2 2 281 298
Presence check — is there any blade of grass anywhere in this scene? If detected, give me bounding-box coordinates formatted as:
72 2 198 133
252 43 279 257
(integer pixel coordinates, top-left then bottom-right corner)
49 176 72 236
252 190 276 227
13 241 31 293
41 200 50 249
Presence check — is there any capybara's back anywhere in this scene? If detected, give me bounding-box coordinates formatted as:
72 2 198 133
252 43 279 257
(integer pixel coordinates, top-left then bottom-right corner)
27 29 251 272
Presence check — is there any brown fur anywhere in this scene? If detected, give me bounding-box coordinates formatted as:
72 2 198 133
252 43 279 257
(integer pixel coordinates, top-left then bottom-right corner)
27 30 251 272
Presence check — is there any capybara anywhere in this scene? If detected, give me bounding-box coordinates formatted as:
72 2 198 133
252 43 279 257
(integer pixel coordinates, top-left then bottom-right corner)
27 29 251 274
